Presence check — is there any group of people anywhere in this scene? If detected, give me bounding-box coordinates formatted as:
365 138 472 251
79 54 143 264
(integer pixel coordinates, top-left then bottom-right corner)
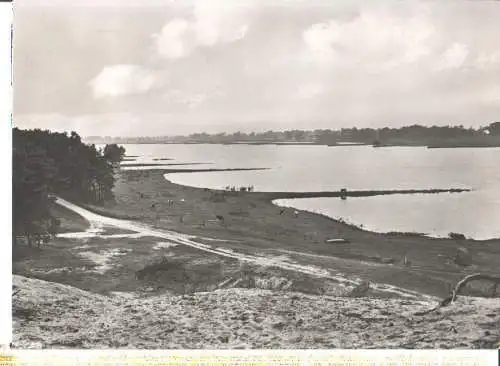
224 185 254 192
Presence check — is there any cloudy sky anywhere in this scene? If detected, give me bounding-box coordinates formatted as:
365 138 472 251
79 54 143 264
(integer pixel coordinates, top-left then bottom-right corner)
13 0 500 136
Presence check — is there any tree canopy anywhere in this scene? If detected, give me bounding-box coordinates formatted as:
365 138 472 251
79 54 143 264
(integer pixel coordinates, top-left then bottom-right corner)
103 144 126 164
487 122 500 135
12 128 126 245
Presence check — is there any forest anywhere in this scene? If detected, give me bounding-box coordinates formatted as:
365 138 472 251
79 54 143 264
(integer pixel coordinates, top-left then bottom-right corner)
12 128 125 246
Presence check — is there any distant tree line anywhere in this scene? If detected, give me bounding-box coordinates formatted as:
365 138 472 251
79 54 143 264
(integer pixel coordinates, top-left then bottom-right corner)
84 122 500 145
12 128 125 246
336 125 480 145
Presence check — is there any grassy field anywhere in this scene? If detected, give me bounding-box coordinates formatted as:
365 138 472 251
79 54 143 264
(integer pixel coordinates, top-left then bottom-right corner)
83 169 500 298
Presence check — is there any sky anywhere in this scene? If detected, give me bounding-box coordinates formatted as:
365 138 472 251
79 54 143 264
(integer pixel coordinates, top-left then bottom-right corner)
13 0 500 136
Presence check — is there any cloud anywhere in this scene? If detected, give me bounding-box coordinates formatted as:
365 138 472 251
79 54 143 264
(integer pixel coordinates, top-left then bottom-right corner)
435 43 469 70
90 65 155 98
302 22 339 64
475 51 500 70
302 4 434 70
14 0 500 134
154 0 250 59
155 19 192 59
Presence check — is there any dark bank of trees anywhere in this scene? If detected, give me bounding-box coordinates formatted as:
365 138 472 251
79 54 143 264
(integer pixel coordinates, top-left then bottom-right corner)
335 125 479 144
12 128 125 246
487 122 500 135
178 124 497 146
86 122 500 146
103 144 126 164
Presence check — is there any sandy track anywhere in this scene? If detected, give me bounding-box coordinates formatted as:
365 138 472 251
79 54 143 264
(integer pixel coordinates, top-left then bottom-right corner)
55 198 435 301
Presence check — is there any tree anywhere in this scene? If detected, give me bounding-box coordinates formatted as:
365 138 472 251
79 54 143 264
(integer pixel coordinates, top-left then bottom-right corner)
12 142 56 246
487 122 500 135
103 144 126 164
12 128 124 246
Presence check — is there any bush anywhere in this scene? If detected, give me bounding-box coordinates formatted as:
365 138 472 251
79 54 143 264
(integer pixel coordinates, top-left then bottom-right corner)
449 232 466 240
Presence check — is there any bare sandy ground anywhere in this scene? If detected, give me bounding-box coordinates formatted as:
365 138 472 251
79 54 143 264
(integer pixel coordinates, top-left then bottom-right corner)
12 275 500 349
12 169 500 349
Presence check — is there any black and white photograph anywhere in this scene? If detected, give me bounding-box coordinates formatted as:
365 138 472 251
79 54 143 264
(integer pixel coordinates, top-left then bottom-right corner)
10 0 500 350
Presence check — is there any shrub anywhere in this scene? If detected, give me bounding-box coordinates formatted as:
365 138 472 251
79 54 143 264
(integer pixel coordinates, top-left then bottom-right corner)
449 232 466 240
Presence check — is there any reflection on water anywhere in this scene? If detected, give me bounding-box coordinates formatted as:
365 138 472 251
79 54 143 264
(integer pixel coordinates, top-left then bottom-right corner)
117 144 500 239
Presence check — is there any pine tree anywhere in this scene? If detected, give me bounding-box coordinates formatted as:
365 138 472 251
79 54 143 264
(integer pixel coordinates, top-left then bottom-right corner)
12 128 126 245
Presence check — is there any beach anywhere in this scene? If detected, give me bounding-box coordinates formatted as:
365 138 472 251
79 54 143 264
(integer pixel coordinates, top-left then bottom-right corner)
84 169 500 298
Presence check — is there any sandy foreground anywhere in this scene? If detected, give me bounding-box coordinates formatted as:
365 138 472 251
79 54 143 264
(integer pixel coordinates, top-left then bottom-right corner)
12 168 500 349
12 275 500 349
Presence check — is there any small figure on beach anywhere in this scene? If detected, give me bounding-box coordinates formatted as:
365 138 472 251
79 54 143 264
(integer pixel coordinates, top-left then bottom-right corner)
215 215 225 226
279 208 286 215
403 255 411 267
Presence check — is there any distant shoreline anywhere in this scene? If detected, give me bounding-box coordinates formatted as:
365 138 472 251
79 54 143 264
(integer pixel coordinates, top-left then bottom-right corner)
88 140 500 149
158 167 271 173
121 162 210 167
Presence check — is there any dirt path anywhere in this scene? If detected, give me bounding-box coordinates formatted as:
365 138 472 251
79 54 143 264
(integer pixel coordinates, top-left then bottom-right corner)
55 197 434 301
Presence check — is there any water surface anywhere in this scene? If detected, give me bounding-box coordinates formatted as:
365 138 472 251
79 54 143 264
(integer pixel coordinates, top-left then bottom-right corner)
119 144 500 239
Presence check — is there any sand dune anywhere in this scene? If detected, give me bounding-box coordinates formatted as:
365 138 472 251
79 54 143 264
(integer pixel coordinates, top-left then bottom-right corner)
12 275 499 349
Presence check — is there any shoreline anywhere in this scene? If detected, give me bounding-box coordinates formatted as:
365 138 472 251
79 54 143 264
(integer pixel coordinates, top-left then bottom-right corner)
156 167 270 173
82 168 500 298
91 141 500 148
162 173 493 241
121 162 211 167
254 187 470 200
118 166 473 236
140 166 471 199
